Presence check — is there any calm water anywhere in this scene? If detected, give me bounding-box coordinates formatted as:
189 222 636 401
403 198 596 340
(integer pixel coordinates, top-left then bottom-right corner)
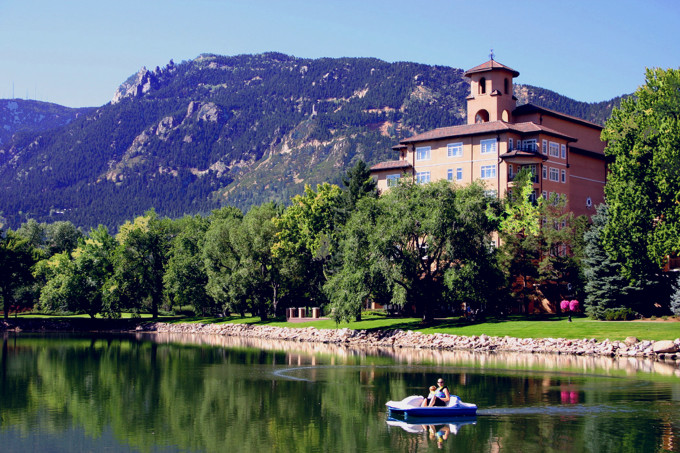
1 332 679 453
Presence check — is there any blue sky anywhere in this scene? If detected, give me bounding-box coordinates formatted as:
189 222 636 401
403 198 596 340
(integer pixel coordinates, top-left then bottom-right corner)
1 0 678 108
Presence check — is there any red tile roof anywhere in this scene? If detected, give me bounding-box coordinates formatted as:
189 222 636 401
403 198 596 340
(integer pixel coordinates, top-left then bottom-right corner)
400 120 576 144
464 60 520 78
513 104 603 130
370 160 412 171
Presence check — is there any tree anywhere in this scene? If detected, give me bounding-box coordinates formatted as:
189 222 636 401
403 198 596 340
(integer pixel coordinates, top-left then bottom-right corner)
341 160 378 211
602 67 680 280
497 169 542 312
163 215 215 316
497 170 586 312
671 273 680 317
273 183 347 308
0 230 39 319
35 225 116 318
44 221 83 256
109 210 171 318
326 180 501 322
203 209 248 316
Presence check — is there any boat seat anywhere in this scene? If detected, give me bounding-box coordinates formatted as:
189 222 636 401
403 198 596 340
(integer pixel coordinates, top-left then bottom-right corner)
447 395 461 407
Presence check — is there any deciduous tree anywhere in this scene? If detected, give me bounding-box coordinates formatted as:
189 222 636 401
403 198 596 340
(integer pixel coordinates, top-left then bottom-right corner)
602 67 680 279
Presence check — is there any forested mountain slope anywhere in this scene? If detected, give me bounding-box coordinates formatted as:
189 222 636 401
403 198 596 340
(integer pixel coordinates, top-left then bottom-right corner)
0 53 624 230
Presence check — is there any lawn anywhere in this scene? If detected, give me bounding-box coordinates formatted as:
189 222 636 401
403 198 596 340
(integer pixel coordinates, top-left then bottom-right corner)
170 312 680 342
9 312 680 341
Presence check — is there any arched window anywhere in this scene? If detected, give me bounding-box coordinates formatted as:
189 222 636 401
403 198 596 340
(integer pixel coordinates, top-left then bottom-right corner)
479 77 486 94
504 78 509 94
501 110 509 122
475 109 489 123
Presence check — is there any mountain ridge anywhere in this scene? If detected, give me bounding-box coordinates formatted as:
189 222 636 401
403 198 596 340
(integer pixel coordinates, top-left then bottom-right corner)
0 53 626 230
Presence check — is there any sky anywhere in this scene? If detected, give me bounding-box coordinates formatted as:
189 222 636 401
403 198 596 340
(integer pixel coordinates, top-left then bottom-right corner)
1 0 678 108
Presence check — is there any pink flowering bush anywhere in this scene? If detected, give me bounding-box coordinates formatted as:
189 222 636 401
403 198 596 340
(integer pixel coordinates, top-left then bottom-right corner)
569 300 580 312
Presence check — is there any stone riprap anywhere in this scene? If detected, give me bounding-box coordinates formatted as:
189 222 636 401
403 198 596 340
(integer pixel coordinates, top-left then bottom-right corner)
137 322 680 360
2 319 679 361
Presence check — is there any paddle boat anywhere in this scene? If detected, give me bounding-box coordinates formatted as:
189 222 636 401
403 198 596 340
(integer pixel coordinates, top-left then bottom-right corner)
386 416 477 434
385 395 477 419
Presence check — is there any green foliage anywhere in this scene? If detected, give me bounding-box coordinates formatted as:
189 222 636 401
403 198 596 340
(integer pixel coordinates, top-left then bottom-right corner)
34 225 116 318
109 210 172 318
670 274 680 317
498 171 584 312
602 67 680 280
0 229 39 318
603 307 638 321
163 215 213 315
326 180 502 322
0 54 623 231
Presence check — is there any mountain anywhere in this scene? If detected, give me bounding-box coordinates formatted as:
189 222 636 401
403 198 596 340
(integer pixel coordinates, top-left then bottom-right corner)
0 99 92 147
0 53 625 230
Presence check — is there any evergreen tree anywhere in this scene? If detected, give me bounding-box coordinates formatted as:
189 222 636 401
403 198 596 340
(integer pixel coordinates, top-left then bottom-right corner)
670 273 680 317
582 204 649 318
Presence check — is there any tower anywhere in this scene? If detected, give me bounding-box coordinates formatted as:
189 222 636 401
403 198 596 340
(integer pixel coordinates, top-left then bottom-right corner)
464 58 519 125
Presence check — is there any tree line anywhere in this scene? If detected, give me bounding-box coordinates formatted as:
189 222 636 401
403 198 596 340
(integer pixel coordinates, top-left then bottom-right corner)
2 68 679 322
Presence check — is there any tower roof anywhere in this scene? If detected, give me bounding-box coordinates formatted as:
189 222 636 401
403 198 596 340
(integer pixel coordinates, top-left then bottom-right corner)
464 60 520 78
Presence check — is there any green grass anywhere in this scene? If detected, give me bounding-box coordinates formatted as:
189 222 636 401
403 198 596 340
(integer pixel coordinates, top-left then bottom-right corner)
10 311 680 341
166 312 680 341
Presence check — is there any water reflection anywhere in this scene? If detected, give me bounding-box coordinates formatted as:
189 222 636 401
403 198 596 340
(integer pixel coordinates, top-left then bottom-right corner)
0 332 678 452
140 331 680 379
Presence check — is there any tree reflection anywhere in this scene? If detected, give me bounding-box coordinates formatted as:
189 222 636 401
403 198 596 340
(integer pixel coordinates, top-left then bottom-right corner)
0 333 677 452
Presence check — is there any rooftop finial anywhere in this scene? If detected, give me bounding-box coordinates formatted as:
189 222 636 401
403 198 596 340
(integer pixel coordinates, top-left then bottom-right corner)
490 49 494 61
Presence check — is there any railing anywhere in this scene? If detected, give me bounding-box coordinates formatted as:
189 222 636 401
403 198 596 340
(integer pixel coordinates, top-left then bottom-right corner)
509 144 540 153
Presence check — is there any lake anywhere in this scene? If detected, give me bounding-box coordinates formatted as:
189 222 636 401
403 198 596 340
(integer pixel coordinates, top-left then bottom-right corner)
1 332 678 452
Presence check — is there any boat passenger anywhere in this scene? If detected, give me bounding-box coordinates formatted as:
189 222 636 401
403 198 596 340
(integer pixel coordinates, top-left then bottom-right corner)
428 378 450 407
420 385 438 407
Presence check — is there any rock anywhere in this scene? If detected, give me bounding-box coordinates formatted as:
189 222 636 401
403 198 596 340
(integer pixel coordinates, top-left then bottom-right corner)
625 336 639 346
652 340 678 354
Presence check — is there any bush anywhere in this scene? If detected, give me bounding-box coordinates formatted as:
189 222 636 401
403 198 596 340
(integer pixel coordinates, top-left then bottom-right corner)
603 307 638 321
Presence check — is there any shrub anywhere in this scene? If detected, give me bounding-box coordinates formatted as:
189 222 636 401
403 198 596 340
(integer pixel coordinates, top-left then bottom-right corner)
603 307 638 321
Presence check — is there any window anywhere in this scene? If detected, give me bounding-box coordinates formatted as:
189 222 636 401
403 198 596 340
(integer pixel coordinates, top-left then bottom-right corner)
508 164 514 179
456 168 463 180
386 174 400 187
416 171 430 184
447 142 463 157
542 166 547 180
523 139 537 152
447 169 454 181
549 141 560 157
481 165 496 179
416 146 431 161
561 169 566 183
479 77 486 94
541 191 547 200
542 139 548 155
508 138 513 150
504 78 509 95
480 139 497 154
485 189 498 198
549 167 559 181
561 144 566 159
586 197 593 207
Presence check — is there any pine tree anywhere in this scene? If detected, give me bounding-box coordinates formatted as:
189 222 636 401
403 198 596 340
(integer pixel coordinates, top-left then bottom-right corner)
583 204 641 318
671 274 680 317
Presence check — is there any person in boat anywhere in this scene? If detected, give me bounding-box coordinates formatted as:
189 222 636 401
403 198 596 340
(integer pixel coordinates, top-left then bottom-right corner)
428 378 450 407
420 385 438 407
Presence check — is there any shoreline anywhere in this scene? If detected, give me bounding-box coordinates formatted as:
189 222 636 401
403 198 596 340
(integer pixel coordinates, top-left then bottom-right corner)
2 318 680 362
